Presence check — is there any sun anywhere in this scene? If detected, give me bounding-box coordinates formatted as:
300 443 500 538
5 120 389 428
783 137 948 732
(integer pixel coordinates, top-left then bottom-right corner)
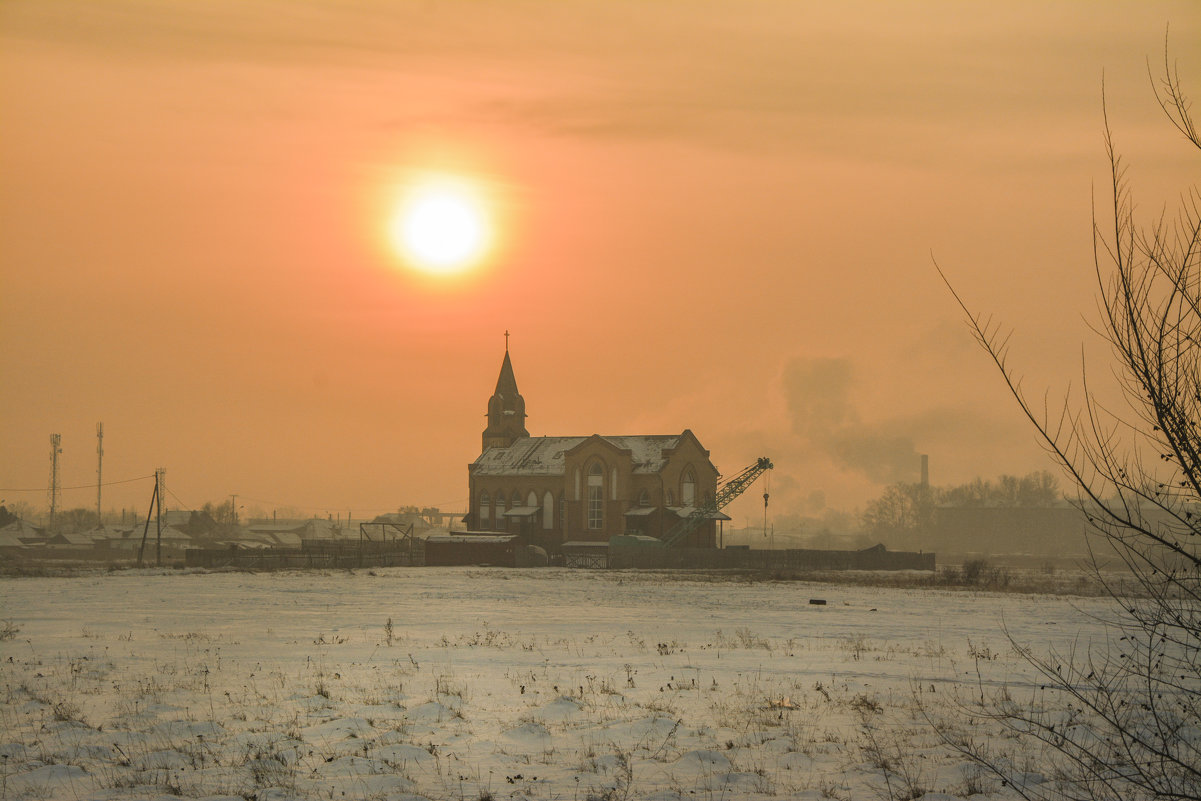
389 177 492 276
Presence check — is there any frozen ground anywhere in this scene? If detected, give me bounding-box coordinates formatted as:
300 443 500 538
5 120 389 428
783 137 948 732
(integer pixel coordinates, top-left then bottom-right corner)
0 568 1116 800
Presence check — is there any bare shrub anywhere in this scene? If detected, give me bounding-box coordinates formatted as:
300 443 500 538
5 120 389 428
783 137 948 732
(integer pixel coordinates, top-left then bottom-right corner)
937 43 1201 800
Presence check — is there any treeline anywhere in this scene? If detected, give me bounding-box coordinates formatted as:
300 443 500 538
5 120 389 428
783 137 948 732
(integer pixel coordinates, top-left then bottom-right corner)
862 470 1063 539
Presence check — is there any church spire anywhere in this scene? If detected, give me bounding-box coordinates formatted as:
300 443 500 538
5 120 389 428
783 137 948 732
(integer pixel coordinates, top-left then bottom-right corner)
482 337 529 451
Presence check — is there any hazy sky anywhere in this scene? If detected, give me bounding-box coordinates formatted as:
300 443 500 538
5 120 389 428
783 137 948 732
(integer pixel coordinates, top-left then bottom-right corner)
3 1 1199 525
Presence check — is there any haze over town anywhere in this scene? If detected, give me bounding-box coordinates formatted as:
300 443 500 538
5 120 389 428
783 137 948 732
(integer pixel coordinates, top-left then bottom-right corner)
3 1 1199 527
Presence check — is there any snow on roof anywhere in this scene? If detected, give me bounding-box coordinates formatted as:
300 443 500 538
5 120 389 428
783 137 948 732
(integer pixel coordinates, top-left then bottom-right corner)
669 506 733 521
246 522 309 533
500 506 540 517
0 530 27 548
472 435 682 476
49 532 99 546
0 520 42 540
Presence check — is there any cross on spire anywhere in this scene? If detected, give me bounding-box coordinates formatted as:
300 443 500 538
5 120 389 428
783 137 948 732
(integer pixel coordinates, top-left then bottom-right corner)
504 329 510 352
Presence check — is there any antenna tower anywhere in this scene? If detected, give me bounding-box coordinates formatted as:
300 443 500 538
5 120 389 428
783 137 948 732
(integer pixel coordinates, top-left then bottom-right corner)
96 422 104 524
48 433 62 530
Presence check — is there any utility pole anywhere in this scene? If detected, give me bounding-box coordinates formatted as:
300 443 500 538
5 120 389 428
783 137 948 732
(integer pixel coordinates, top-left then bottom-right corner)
48 434 62 531
96 422 104 525
155 467 164 566
230 494 239 526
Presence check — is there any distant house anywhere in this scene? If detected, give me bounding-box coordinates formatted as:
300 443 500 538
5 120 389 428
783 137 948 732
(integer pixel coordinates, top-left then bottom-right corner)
46 532 100 548
0 519 44 546
244 519 337 547
369 512 431 535
104 525 193 553
0 529 29 551
160 510 222 539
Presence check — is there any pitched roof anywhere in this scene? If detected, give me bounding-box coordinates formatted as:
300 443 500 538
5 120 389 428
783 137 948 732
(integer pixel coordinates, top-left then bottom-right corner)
0 530 28 548
471 434 683 476
494 350 521 397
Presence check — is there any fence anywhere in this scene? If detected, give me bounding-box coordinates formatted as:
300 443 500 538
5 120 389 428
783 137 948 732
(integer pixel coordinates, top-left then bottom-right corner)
606 543 934 571
184 539 424 570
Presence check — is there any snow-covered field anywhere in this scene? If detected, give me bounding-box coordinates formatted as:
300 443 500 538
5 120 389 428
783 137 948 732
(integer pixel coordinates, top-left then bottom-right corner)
0 568 1114 800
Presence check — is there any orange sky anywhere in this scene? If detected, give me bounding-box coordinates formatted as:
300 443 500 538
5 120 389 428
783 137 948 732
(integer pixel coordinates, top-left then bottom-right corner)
2 1 1199 526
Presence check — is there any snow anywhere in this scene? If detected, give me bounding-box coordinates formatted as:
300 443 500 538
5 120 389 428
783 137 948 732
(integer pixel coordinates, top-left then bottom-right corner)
0 567 1119 800
471 436 682 476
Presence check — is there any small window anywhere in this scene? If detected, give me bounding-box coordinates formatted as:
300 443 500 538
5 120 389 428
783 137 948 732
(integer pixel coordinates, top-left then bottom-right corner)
543 491 554 530
479 491 491 525
666 489 675 506
638 489 650 507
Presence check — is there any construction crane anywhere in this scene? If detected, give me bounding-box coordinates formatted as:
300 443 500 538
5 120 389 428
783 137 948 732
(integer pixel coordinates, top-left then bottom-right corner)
657 457 773 548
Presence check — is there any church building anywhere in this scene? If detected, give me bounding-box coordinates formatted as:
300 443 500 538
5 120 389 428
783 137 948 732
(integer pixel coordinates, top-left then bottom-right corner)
465 347 722 552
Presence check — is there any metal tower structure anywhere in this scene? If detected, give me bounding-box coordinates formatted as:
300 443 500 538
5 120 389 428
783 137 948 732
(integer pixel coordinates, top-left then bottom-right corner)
658 457 774 548
156 468 166 517
96 422 104 524
48 433 62 531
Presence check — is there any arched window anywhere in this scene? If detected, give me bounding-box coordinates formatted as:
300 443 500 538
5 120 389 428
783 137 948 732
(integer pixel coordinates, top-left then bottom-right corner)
588 462 604 530
527 490 537 508
666 489 675 507
638 489 651 507
574 468 582 501
479 491 491 526
543 492 554 530
559 492 566 531
682 468 696 507
610 467 618 501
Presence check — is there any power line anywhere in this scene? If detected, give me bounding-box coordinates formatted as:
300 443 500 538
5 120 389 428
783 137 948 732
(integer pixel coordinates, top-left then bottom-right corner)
0 474 156 493
165 487 193 511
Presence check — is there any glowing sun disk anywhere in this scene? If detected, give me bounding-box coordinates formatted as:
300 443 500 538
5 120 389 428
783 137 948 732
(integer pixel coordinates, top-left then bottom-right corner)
390 180 491 275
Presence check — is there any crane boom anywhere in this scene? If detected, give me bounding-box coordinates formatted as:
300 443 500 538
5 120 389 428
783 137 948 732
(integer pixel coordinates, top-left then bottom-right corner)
658 457 773 548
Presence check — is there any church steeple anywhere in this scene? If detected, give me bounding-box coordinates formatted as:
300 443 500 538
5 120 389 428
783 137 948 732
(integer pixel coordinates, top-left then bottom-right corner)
482 337 529 451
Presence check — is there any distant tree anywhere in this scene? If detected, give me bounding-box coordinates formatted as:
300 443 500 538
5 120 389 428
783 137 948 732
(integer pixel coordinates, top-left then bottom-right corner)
1016 470 1060 506
5 501 35 523
862 481 934 546
202 500 235 526
58 507 98 532
937 470 1062 507
937 48 1201 800
0 505 16 528
938 476 994 507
